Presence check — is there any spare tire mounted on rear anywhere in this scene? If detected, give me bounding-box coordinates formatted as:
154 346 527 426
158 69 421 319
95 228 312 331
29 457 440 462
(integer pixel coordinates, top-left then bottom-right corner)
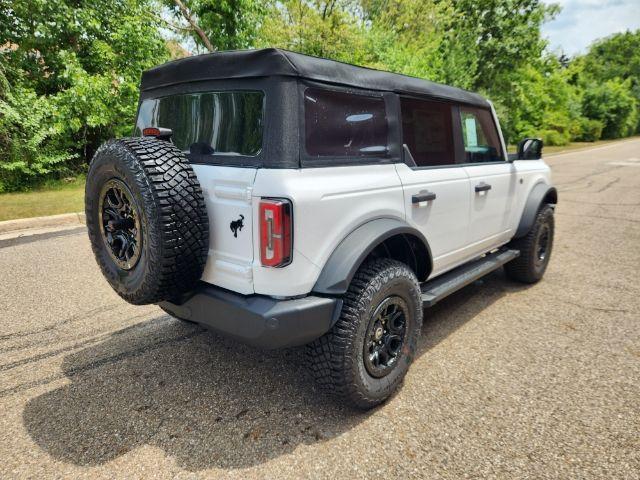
85 137 209 305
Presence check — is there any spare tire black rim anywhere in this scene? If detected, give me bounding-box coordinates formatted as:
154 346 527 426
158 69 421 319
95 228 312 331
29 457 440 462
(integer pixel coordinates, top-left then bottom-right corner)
364 296 409 378
98 178 142 270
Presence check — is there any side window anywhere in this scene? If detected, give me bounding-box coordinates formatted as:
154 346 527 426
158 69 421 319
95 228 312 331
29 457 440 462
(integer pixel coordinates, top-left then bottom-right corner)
400 97 455 167
304 88 389 158
135 91 264 157
459 107 503 163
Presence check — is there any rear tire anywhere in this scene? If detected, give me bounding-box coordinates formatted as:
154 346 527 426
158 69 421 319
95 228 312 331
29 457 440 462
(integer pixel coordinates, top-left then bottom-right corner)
85 137 209 305
505 204 554 283
306 259 423 409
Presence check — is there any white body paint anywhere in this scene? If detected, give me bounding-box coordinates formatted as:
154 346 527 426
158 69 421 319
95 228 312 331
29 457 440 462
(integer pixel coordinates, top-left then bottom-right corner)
193 157 552 297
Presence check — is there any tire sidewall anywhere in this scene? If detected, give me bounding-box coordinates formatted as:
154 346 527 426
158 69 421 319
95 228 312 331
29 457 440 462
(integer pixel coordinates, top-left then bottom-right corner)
350 264 422 404
530 205 555 280
85 141 161 302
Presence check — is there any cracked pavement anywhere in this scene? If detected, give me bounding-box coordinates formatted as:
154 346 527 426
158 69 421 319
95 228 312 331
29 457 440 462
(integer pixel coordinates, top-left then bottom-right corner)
0 138 639 479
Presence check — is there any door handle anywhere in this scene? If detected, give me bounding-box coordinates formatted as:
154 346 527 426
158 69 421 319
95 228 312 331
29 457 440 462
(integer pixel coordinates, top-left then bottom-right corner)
412 191 437 204
475 182 492 193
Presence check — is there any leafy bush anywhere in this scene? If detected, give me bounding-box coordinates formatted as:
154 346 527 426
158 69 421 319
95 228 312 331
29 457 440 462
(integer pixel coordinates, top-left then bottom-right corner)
539 129 569 146
0 0 168 192
582 79 638 139
575 118 604 142
0 73 76 192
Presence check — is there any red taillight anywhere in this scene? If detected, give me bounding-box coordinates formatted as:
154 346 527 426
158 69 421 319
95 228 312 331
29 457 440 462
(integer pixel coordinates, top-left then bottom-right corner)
259 198 292 267
142 127 161 137
142 127 173 141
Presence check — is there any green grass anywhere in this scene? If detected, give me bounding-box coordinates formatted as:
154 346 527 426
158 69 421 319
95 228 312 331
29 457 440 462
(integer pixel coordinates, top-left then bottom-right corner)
0 176 85 222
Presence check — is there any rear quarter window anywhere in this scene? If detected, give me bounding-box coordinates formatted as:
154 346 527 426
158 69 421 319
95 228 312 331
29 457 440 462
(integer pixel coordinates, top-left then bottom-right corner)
135 91 264 157
304 88 389 158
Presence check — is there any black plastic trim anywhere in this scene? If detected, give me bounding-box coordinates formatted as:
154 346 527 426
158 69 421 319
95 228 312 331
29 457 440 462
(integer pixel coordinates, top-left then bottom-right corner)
421 248 519 307
515 183 558 238
159 284 341 349
312 218 432 295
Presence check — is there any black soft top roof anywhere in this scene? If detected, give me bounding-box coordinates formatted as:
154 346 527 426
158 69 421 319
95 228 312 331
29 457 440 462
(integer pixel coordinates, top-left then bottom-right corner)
140 48 490 108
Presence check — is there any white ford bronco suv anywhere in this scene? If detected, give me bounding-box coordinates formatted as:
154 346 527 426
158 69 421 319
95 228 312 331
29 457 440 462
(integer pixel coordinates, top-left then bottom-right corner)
85 49 556 409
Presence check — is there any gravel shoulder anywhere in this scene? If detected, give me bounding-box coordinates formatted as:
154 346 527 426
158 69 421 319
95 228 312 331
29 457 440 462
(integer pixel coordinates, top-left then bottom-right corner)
0 140 639 479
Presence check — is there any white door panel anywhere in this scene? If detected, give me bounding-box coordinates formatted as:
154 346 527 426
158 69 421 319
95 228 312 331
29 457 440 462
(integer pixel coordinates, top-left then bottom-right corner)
464 162 517 254
192 164 257 295
395 163 471 276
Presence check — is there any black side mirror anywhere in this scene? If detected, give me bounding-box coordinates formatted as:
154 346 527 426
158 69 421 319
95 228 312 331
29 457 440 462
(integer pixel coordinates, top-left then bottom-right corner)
517 138 543 160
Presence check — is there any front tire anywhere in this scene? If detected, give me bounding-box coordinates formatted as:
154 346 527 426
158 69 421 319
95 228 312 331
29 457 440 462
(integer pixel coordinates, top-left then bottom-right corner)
306 259 423 409
505 204 555 283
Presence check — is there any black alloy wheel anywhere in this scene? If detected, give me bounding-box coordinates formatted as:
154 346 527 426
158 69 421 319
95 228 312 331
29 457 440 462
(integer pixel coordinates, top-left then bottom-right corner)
534 223 550 268
505 203 555 283
363 296 409 378
98 178 142 271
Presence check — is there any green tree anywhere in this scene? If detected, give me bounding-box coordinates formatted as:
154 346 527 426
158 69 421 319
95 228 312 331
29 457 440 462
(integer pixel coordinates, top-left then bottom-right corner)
449 0 559 92
162 0 266 52
361 0 475 87
580 30 640 132
581 31 640 87
256 0 367 64
0 0 168 191
582 79 638 139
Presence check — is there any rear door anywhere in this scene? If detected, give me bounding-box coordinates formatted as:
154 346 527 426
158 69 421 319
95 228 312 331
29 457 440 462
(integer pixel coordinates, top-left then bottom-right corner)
192 165 257 295
136 89 265 294
458 106 517 254
395 97 472 277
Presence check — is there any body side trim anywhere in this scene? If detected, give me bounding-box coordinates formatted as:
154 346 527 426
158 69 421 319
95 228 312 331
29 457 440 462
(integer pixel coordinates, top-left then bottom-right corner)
514 182 558 238
312 218 432 295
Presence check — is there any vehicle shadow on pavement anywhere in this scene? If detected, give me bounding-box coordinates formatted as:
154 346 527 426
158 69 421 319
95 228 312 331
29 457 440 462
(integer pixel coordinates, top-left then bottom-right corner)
23 270 529 471
417 269 530 355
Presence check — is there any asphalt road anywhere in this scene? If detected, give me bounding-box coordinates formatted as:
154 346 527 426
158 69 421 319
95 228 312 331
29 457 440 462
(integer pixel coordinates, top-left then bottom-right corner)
1 139 639 479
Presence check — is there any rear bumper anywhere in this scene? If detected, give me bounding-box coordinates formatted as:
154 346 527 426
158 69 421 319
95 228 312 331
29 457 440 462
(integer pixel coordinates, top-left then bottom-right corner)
159 284 342 349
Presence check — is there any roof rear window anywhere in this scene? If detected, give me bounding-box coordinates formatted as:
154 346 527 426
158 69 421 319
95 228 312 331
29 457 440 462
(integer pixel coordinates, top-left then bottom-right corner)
304 88 389 158
135 91 264 157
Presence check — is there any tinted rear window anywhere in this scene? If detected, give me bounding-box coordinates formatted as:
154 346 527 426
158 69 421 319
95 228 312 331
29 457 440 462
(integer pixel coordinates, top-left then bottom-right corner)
304 88 389 158
135 91 264 157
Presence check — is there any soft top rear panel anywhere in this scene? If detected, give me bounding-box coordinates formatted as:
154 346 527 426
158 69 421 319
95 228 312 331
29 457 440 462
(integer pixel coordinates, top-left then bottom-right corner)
140 48 489 108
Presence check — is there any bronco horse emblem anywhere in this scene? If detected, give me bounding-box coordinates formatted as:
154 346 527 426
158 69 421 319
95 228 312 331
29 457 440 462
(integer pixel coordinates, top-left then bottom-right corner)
230 214 245 238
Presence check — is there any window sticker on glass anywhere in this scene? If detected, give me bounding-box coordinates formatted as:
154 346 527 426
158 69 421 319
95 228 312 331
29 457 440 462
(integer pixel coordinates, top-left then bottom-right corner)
464 117 478 147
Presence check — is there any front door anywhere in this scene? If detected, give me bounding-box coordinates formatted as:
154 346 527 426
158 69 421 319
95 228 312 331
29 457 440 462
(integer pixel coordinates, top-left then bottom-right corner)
457 106 517 254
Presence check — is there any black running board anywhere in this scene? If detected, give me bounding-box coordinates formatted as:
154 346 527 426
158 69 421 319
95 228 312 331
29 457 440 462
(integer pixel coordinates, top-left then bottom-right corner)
421 249 520 307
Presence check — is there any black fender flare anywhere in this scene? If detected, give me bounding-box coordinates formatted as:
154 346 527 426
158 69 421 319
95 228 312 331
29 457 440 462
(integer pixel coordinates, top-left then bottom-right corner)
312 218 432 296
514 183 558 238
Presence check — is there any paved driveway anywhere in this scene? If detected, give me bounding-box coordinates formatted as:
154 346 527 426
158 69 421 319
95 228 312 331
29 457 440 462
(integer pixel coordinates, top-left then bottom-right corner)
1 139 639 479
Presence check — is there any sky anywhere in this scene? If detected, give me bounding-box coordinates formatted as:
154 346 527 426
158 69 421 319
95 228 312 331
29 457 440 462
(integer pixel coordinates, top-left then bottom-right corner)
542 0 640 56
